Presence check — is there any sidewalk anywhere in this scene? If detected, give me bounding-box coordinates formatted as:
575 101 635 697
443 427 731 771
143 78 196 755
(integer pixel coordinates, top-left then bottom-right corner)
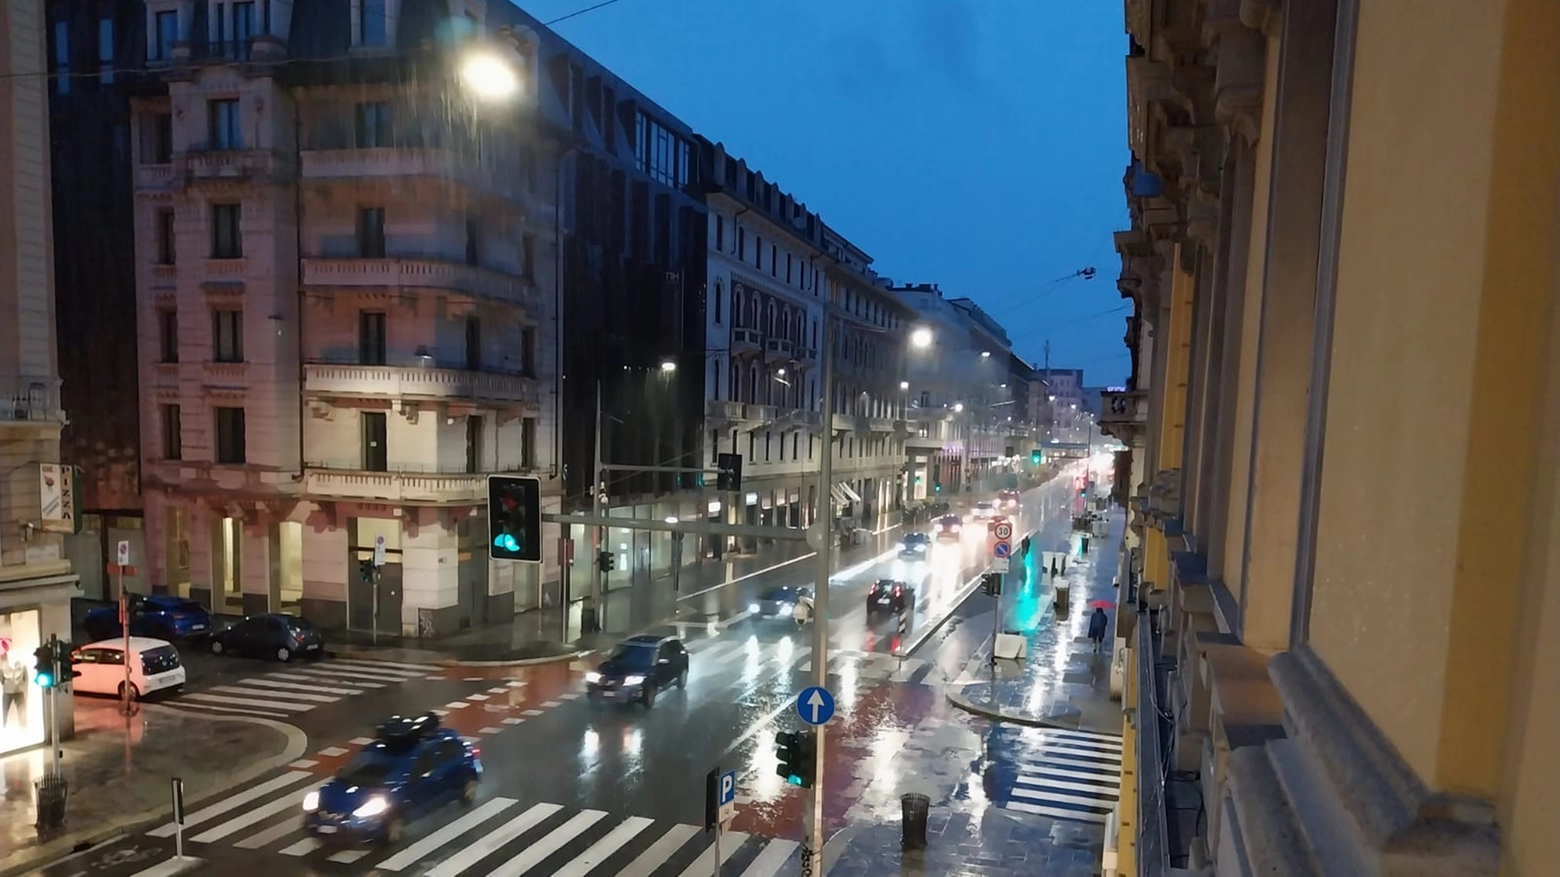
825 807 1100 877
331 512 906 666
947 509 1124 731
0 703 304 877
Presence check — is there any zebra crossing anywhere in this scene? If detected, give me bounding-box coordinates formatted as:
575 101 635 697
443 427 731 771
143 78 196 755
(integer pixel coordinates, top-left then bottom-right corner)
990 725 1123 824
158 658 443 720
132 769 798 876
677 637 948 688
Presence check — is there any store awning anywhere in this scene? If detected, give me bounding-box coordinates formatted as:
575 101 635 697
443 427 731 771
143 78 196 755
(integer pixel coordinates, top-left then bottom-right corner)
830 483 863 506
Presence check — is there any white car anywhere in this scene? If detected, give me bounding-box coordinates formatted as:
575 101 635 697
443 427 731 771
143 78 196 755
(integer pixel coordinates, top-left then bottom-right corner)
70 636 187 700
972 502 996 520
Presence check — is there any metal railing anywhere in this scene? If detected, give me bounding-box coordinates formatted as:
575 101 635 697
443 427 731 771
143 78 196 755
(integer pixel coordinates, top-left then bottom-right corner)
1135 606 1170 876
0 376 63 423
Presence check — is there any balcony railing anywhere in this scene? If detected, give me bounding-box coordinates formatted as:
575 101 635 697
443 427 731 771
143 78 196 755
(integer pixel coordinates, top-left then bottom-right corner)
704 399 748 422
0 376 64 425
173 149 291 185
300 148 528 202
304 363 540 406
1134 606 1170 877
730 328 762 353
302 462 516 504
764 338 794 363
302 258 538 308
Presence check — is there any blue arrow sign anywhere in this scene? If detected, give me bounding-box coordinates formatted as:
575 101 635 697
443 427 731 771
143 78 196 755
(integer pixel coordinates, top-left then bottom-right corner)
994 541 1012 558
796 686 835 726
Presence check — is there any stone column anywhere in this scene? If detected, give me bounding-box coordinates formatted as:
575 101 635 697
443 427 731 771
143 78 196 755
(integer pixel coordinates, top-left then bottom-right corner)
300 514 348 628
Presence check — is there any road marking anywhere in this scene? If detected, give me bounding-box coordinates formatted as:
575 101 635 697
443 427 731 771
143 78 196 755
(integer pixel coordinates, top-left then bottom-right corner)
269 670 385 689
739 838 800 877
348 736 373 745
148 771 313 837
376 796 518 871
549 816 654 877
502 717 525 725
487 686 510 694
676 832 748 877
241 676 364 696
467 694 490 701
209 685 337 704
180 692 317 712
444 701 471 709
287 759 317 769
317 746 348 757
232 791 313 848
327 849 369 864
487 809 608 877
329 657 443 672
557 692 582 700
540 700 562 708
479 726 504 735
162 701 292 720
278 838 318 857
423 802 562 877
616 823 699 877
522 709 545 717
721 698 796 760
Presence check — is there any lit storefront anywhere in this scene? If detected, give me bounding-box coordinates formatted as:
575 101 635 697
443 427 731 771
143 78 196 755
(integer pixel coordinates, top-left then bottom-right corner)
0 609 46 756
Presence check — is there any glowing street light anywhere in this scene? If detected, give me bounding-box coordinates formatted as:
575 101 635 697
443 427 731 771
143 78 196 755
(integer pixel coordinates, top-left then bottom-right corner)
461 52 520 101
980 351 991 358
910 327 934 349
899 381 909 390
659 359 678 373
953 402 965 413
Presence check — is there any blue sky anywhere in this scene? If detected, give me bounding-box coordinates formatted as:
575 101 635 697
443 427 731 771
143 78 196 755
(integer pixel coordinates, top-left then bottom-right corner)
528 0 1130 385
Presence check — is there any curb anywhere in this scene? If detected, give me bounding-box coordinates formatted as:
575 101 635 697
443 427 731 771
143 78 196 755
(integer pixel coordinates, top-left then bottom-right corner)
0 711 308 877
945 687 1105 732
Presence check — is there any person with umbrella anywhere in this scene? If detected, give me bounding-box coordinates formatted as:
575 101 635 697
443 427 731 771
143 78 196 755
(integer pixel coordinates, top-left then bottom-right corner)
1087 603 1111 653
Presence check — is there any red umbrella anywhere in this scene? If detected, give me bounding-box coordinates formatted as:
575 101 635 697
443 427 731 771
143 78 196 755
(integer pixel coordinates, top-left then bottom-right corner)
1089 599 1114 610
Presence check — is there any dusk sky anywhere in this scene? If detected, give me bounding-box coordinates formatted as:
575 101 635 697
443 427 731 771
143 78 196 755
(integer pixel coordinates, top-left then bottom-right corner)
528 0 1131 386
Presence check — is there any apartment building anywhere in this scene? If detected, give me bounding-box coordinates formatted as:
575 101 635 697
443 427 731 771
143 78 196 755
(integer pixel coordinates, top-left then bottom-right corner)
700 143 911 544
128 1 561 637
1 0 79 754
1106 0 1558 874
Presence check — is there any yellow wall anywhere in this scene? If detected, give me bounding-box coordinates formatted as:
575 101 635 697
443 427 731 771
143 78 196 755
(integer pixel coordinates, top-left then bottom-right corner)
1118 645 1139 874
1157 249 1194 473
1307 0 1557 819
1220 34 1282 594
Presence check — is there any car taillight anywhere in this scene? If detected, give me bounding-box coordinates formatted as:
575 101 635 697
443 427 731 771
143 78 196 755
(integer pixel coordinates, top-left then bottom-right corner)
894 584 902 596
471 747 481 757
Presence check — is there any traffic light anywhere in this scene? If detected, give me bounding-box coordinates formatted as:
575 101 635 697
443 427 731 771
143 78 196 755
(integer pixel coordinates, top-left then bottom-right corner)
33 645 55 689
774 728 816 787
715 453 743 491
59 644 80 685
981 573 1003 597
487 475 543 562
596 550 616 573
1030 449 1043 465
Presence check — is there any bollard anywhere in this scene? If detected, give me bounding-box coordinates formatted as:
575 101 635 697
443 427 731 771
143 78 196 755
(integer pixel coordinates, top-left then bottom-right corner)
900 793 931 850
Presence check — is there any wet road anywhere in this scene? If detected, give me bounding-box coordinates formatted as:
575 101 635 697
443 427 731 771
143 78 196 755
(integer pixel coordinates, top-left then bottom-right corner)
42 472 1105 877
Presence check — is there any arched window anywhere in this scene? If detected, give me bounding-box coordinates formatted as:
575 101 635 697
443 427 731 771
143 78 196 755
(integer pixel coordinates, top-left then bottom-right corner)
713 280 723 324
731 285 741 327
729 361 740 401
711 359 721 399
748 362 759 402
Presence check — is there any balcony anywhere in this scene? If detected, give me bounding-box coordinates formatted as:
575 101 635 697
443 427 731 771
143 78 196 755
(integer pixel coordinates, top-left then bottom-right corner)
304 364 540 407
0 376 64 428
173 149 291 187
792 345 818 365
730 327 763 355
764 337 794 364
300 148 527 203
1100 390 1149 441
136 163 174 190
302 258 538 309
302 463 499 505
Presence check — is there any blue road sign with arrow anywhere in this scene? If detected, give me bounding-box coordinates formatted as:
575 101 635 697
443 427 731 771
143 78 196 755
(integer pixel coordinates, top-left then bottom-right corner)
796 686 835 726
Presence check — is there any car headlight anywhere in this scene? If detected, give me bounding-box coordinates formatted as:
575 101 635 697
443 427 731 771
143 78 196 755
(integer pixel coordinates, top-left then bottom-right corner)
623 674 645 686
585 671 601 683
353 796 389 819
302 791 319 812
778 603 793 613
951 524 961 532
748 603 760 613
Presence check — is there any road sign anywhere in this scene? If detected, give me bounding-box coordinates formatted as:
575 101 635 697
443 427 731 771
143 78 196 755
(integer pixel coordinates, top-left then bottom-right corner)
992 557 1011 573
796 686 835 726
373 534 386 568
993 541 1012 559
993 522 1013 541
717 769 736 825
116 540 130 566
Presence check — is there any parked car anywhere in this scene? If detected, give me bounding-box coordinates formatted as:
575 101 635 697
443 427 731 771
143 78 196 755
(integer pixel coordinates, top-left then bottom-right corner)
585 634 689 708
749 586 813 620
70 637 186 701
898 532 931 559
935 514 964 541
208 613 324 662
867 580 914 615
302 712 482 845
83 595 213 642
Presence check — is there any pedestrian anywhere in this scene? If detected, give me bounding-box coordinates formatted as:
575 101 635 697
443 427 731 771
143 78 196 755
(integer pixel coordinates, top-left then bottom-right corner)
1088 607 1109 653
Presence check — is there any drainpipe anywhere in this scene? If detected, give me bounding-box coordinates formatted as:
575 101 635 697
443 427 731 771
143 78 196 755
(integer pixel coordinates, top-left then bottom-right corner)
550 143 576 482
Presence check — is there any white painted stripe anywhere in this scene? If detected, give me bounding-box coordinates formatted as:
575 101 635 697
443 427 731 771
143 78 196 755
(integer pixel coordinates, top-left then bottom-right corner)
1021 726 1124 746
193 787 310 843
1010 786 1117 811
479 727 504 735
1006 799 1109 823
268 670 384 689
165 702 293 720
1026 732 1123 753
278 838 318 857
179 692 315 712
242 676 364 696
328 657 440 673
696 642 743 664
317 746 348 757
1015 753 1122 776
445 701 471 709
432 709 449 716
677 832 747 877
488 687 510 694
376 797 518 871
468 694 491 701
541 700 562 708
522 709 544 717
549 816 654 877
557 692 582 700
273 667 395 685
1019 739 1123 759
304 666 422 684
287 759 317 769
128 856 205 877
617 823 700 877
349 737 373 745
486 810 609 877
507 680 526 687
739 838 800 877
233 793 313 849
148 771 314 837
210 685 338 704
327 849 369 864
422 804 562 877
502 717 524 725
1014 773 1119 797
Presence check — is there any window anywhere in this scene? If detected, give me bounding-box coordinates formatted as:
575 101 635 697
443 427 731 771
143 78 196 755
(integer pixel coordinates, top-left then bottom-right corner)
153 11 178 61
465 216 480 266
214 407 246 464
361 412 387 471
208 99 240 150
356 207 385 258
53 21 69 94
521 234 535 280
464 318 481 370
632 111 690 188
737 228 746 261
161 405 182 460
141 113 173 164
155 209 176 264
211 310 243 362
771 245 777 277
715 216 724 252
358 311 386 365
232 2 255 57
354 101 391 147
755 237 762 270
519 327 536 377
786 254 793 284
158 310 178 363
360 0 388 46
521 418 537 469
98 17 114 83
211 203 242 258
713 280 722 323
465 416 483 473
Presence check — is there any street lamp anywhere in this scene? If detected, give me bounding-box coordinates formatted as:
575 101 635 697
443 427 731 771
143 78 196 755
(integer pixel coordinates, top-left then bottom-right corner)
899 380 909 390
460 51 520 100
981 350 991 358
659 359 677 373
953 402 965 413
910 326 934 349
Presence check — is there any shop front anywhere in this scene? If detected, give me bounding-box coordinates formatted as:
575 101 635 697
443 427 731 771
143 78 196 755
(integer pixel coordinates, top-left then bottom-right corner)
0 609 46 757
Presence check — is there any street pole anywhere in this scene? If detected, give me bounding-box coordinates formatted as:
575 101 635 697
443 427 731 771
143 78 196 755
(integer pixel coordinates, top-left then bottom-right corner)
590 380 605 632
119 568 132 716
48 634 61 775
804 311 834 877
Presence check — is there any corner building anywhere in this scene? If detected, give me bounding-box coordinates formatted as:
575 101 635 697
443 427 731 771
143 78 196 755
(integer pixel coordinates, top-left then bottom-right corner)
1105 0 1560 874
131 2 563 636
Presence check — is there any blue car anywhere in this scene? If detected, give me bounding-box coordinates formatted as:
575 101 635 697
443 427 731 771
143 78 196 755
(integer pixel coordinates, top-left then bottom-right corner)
302 713 482 845
83 595 212 642
584 634 689 708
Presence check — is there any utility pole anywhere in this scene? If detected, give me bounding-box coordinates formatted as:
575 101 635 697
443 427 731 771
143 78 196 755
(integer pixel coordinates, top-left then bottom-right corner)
589 380 605 633
803 311 835 876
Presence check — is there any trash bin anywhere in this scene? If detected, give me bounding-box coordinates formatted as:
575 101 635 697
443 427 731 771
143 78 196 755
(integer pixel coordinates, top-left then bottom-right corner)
900 793 930 850
35 775 67 830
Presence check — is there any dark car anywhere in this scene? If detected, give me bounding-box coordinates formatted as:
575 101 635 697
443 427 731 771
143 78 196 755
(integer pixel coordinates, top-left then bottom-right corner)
867 579 914 615
585 634 688 707
208 613 324 662
935 514 964 541
83 594 213 642
749 586 812 620
898 532 931 559
302 713 482 845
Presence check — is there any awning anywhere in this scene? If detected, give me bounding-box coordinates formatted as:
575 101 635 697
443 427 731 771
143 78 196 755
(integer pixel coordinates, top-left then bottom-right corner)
830 483 863 506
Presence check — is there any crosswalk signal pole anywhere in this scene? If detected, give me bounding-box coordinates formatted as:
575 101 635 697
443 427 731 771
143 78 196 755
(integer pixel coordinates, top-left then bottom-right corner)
803 313 835 877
